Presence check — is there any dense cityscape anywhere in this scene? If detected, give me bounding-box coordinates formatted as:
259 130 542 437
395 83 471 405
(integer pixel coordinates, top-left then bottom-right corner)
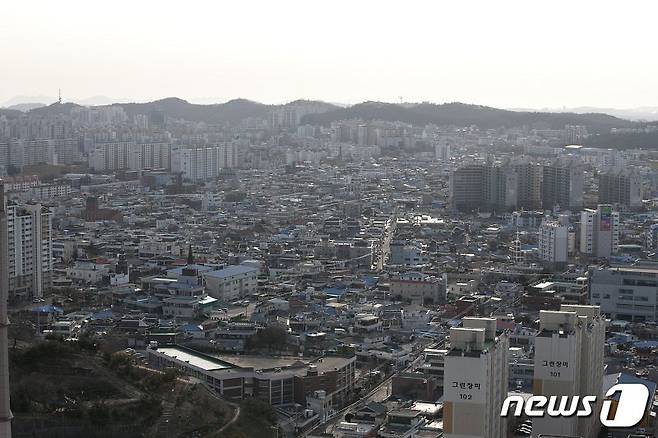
6 0 658 436
1 95 658 438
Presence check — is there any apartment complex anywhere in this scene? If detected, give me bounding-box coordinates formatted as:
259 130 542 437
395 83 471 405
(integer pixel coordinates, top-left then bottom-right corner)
88 141 133 171
451 161 583 212
449 164 518 212
598 170 642 208
171 143 239 182
89 141 172 171
128 142 172 171
0 138 81 172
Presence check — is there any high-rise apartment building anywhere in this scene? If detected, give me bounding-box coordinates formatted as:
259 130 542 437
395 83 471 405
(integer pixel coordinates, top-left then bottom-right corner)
127 142 172 171
3 139 49 169
598 170 642 208
513 162 543 210
0 143 8 176
450 164 517 212
452 160 585 212
435 141 451 162
484 165 518 211
450 165 485 212
0 138 80 173
538 216 570 265
88 141 132 171
0 184 13 436
171 143 239 182
443 317 508 438
46 138 81 165
89 141 172 171
532 305 605 438
6 201 53 300
541 162 584 211
269 101 334 130
580 205 619 258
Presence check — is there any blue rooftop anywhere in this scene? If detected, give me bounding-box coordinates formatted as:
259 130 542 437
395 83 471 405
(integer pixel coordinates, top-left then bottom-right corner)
361 275 378 287
90 309 114 320
323 287 347 297
31 305 63 314
180 323 203 332
633 340 658 350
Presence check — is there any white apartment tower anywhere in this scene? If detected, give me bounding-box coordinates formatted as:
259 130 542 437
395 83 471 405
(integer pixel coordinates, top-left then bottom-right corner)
0 184 13 436
580 204 619 258
443 317 509 438
90 141 172 171
435 141 451 162
532 305 605 438
88 141 132 171
538 216 569 265
127 142 172 170
171 143 239 182
6 202 53 300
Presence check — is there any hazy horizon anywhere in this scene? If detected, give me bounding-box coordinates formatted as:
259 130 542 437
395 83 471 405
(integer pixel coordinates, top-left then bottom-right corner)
6 95 658 117
3 0 658 109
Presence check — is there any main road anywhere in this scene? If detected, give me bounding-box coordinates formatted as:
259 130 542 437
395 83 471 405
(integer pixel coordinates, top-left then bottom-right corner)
375 214 396 271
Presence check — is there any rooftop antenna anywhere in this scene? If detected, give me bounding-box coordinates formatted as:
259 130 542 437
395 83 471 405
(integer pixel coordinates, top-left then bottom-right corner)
58 89 62 104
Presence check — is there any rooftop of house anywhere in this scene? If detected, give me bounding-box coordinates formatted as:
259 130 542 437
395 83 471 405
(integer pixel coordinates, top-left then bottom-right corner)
204 264 258 279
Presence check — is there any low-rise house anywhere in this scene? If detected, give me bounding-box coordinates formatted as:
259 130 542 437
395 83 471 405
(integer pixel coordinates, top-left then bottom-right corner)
389 272 447 305
67 260 110 284
203 264 259 301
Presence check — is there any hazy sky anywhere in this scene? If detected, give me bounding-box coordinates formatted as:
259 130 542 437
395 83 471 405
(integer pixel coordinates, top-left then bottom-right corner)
2 0 658 108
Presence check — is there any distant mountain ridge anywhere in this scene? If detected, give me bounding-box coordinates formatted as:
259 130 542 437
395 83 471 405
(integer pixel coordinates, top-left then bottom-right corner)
19 97 342 125
302 101 634 132
510 106 658 122
116 97 273 124
1 95 131 107
2 97 649 133
6 103 46 112
4 96 658 148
